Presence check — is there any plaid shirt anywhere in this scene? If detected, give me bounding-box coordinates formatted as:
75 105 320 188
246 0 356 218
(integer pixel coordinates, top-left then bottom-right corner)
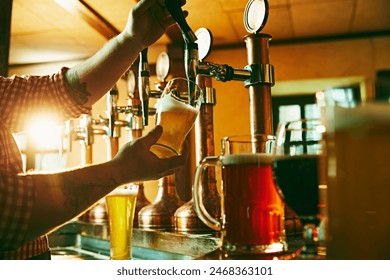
0 67 89 259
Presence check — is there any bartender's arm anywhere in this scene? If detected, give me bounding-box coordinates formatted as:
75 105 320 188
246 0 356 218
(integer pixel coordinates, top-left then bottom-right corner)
65 0 187 108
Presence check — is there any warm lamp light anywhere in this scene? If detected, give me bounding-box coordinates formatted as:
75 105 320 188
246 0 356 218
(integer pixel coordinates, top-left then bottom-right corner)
27 115 62 151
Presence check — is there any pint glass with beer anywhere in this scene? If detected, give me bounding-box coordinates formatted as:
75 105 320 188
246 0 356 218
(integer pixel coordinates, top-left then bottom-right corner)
105 185 138 260
150 78 202 158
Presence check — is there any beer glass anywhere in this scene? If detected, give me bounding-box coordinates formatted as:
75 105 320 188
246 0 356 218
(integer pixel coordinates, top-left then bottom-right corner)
273 119 327 256
150 77 202 158
193 134 287 255
105 185 138 260
326 103 390 259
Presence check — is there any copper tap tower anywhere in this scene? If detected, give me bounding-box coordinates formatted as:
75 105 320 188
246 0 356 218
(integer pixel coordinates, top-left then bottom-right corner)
174 72 221 232
166 0 275 232
137 50 185 229
244 33 274 136
126 69 151 227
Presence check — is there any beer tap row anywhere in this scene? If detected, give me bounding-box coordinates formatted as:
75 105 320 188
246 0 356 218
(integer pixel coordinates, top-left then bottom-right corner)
52 0 309 260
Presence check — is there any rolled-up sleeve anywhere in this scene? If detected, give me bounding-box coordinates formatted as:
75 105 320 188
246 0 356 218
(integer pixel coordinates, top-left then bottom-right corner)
0 67 90 132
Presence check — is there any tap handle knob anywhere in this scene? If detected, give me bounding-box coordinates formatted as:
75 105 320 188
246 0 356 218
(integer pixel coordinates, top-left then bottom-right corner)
107 85 119 137
164 0 197 43
139 48 151 126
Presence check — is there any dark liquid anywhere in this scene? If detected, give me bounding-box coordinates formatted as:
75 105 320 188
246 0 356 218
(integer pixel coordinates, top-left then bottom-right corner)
272 155 319 224
223 156 285 247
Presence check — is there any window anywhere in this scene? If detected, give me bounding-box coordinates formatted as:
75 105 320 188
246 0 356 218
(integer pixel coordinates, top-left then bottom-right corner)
272 85 361 133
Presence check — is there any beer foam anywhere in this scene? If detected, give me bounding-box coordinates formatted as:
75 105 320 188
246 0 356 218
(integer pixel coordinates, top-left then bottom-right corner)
156 93 197 113
274 154 319 161
334 103 390 130
108 186 138 196
221 153 276 165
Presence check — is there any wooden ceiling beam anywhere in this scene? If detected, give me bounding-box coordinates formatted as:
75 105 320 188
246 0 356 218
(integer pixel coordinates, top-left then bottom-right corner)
54 0 120 39
0 0 12 76
54 0 184 44
54 0 186 78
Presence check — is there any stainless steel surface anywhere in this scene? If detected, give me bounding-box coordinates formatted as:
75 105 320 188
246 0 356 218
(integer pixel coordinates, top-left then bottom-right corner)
49 217 303 260
49 221 221 260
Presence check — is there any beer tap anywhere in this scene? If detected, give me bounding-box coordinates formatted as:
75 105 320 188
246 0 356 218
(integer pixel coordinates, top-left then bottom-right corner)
137 52 185 230
175 28 220 233
164 0 275 233
164 0 198 106
83 86 134 223
88 86 124 224
106 85 120 159
126 70 144 139
126 69 151 227
164 0 197 44
166 0 274 136
138 48 151 126
73 113 106 166
71 112 106 222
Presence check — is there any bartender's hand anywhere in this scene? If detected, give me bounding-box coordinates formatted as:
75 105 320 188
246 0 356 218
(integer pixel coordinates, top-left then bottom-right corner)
111 125 188 184
124 0 188 49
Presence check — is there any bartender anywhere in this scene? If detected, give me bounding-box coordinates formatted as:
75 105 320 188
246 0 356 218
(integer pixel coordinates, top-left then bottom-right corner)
0 0 188 260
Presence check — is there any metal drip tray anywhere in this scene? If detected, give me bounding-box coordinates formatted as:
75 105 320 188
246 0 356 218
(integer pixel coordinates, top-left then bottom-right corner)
48 221 220 260
48 220 302 260
51 247 109 260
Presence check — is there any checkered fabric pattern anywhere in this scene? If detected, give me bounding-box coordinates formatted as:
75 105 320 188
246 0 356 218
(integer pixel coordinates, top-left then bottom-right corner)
0 68 89 259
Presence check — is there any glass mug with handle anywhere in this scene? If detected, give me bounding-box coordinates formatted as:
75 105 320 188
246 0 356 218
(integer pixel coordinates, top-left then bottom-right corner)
193 134 287 255
273 119 327 256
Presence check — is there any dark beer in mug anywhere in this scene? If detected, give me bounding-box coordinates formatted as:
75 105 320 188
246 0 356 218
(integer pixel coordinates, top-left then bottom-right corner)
222 154 285 251
272 154 320 224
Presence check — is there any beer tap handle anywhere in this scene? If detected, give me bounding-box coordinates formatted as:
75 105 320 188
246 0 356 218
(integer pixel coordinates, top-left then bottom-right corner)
185 42 199 106
127 69 136 99
65 119 74 153
164 0 196 43
138 48 150 126
164 1 198 104
107 85 119 138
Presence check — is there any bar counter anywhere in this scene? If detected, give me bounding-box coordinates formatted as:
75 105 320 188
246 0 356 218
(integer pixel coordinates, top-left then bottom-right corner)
48 218 305 260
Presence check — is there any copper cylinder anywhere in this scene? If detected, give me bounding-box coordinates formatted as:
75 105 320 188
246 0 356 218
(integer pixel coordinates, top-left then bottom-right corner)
107 137 119 160
78 143 94 222
127 88 151 226
81 144 93 166
127 127 150 227
138 174 184 229
244 33 274 136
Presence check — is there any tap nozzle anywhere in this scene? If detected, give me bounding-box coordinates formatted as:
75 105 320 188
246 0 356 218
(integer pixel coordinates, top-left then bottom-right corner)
184 42 199 106
107 85 119 138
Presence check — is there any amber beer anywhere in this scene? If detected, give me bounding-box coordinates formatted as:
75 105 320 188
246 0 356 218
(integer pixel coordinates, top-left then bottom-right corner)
222 154 285 251
106 187 138 260
150 93 198 158
327 104 390 259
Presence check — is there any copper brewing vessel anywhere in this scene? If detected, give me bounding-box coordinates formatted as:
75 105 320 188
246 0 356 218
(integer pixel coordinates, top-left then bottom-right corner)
138 174 184 229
